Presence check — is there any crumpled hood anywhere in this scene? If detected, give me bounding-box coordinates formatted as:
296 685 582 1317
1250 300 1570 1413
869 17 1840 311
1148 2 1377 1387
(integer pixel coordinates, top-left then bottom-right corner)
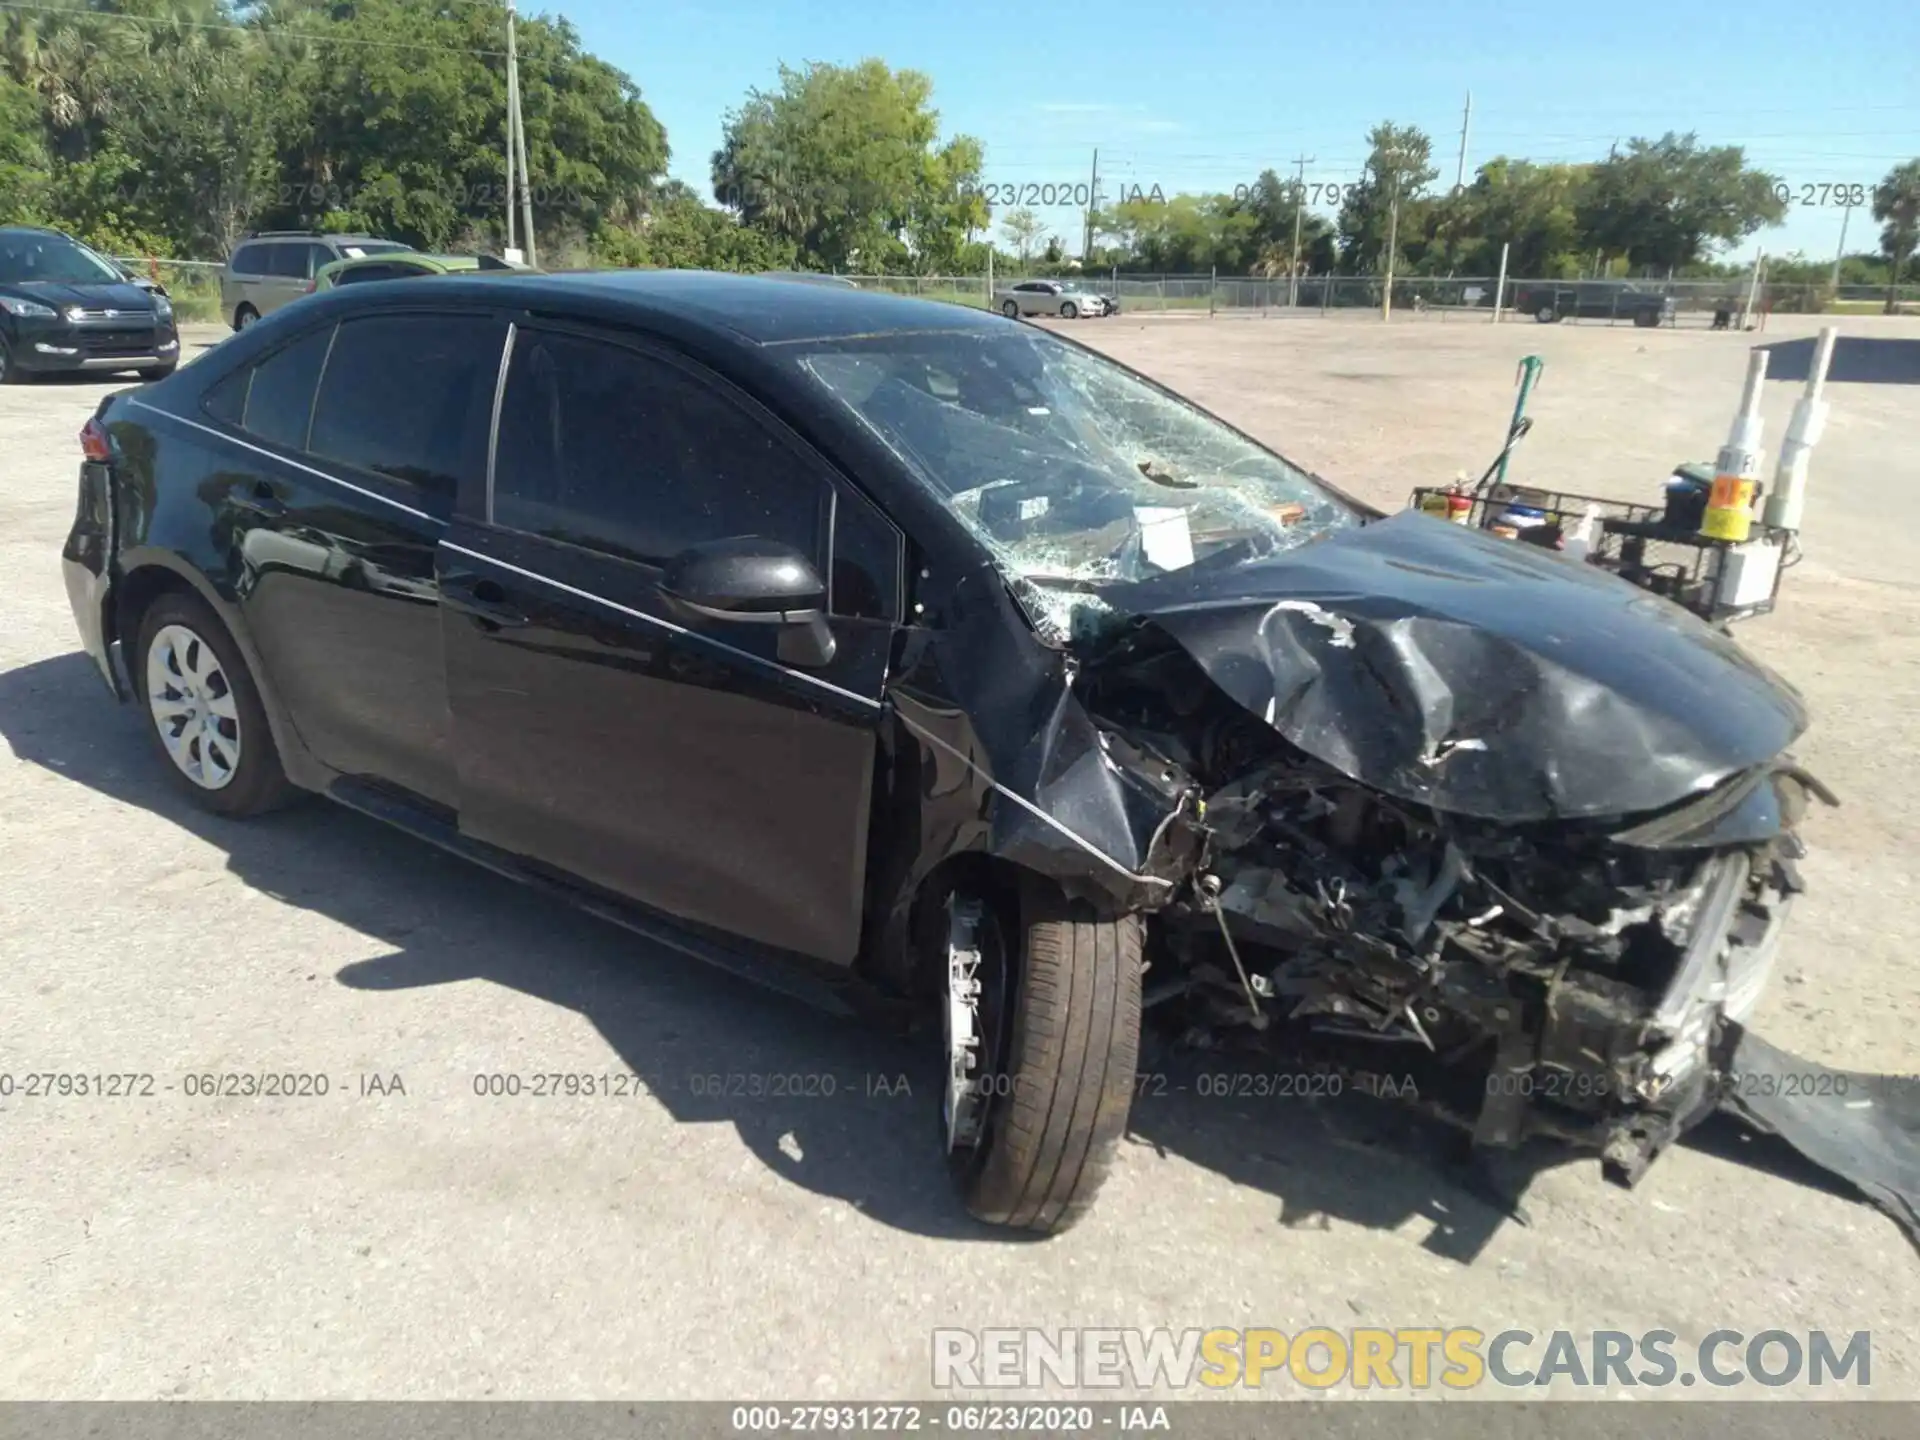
1098 508 1808 822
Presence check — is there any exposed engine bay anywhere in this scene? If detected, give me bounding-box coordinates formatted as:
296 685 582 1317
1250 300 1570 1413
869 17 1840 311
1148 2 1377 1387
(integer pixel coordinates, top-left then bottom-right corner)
1080 634 1818 1187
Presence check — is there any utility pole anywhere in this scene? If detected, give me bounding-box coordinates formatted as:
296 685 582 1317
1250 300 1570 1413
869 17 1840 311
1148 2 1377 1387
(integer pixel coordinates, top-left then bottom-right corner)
1288 153 1313 308
1831 201 1852 291
1084 148 1099 262
1382 172 1400 323
503 26 517 256
1454 90 1472 192
507 0 536 267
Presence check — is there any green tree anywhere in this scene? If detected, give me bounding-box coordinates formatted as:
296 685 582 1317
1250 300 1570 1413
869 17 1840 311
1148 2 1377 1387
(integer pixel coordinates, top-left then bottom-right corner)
1231 170 1336 275
1574 133 1785 272
712 59 980 272
1434 158 1586 276
593 194 796 272
112 36 275 257
0 73 49 220
1000 206 1044 263
1336 123 1438 273
260 0 665 253
1871 158 1920 294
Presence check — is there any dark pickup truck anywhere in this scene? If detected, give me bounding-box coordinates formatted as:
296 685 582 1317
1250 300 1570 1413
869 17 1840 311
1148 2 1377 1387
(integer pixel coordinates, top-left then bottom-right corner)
1513 281 1675 327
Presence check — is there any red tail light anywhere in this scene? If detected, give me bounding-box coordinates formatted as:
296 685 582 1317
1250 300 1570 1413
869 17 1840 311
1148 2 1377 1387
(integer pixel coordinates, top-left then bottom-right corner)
80 416 113 462
304 279 317 293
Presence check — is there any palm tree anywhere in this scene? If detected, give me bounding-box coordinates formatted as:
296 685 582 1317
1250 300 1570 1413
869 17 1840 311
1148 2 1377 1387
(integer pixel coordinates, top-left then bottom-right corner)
1871 158 1920 308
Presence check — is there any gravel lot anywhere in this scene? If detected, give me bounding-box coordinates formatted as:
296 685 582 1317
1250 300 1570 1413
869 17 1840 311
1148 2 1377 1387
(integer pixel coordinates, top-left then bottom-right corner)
3 314 1915 1401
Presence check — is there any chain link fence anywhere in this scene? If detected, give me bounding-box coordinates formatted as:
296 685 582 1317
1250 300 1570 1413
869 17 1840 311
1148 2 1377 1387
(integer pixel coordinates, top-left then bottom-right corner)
120 250 1920 331
112 257 226 323
836 272 1920 324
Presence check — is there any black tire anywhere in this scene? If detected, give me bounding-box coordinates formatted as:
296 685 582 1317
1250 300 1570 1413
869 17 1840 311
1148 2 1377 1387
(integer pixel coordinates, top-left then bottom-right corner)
138 363 178 382
0 336 28 384
1002 299 1020 319
233 303 259 332
1060 301 1078 320
1632 309 1659 329
958 881 1143 1234
133 590 295 817
1534 304 1558 323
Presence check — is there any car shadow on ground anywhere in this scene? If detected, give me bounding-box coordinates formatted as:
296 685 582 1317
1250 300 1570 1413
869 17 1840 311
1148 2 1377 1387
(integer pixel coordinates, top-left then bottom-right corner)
0 647 1843 1259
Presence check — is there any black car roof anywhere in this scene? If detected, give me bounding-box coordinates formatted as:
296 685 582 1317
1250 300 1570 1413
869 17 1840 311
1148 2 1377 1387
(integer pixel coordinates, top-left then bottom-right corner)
397 268 1007 345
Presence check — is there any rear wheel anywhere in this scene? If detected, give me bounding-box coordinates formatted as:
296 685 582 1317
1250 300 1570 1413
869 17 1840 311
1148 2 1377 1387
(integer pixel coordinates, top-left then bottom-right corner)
1633 309 1660 328
1002 299 1020 319
945 879 1143 1234
0 336 27 384
134 591 293 817
1535 304 1558 323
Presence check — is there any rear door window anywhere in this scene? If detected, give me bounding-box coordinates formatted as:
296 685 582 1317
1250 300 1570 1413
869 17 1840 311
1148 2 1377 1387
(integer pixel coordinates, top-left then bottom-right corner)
306 313 506 503
240 325 334 449
227 244 262 277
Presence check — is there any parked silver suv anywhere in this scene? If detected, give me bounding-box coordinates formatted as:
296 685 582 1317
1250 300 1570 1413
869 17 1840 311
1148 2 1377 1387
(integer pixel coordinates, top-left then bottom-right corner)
220 232 413 330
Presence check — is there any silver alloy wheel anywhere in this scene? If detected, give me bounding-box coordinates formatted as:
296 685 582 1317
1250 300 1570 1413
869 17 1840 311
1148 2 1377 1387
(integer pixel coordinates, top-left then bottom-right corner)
236 307 257 330
145 623 242 790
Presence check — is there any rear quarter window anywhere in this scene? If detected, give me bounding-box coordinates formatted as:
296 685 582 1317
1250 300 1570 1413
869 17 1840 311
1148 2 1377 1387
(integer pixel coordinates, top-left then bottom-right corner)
240 325 334 449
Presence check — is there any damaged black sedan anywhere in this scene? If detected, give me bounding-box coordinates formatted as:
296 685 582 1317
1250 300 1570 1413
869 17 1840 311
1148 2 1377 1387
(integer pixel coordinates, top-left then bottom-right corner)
61 272 1861 1236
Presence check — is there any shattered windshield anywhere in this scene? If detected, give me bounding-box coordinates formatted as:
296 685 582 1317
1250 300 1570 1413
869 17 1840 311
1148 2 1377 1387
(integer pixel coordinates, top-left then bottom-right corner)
794 327 1357 635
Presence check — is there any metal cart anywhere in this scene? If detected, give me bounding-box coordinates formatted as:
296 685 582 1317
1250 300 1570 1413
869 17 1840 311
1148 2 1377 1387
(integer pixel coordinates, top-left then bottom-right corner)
1407 480 1789 625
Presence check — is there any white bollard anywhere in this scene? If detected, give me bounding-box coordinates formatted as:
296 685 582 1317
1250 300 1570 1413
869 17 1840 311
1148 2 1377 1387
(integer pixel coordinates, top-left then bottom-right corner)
1762 326 1838 533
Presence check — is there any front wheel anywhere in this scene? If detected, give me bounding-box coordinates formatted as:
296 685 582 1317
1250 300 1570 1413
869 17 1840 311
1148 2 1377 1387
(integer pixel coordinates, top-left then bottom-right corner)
1633 309 1660 328
0 337 27 384
945 880 1143 1234
138 363 177 382
134 591 294 816
233 303 259 332
1060 301 1078 319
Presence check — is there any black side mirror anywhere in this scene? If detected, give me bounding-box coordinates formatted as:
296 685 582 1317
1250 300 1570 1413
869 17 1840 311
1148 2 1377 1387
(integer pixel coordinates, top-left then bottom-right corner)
659 536 836 668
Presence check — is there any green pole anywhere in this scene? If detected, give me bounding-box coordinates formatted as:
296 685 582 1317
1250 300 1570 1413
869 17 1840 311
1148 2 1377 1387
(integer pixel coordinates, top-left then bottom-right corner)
1497 355 1545 488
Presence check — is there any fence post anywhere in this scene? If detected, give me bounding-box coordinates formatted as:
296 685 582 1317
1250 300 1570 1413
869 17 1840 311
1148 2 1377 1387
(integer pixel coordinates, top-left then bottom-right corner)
1209 266 1216 317
1320 271 1331 317
1492 243 1509 323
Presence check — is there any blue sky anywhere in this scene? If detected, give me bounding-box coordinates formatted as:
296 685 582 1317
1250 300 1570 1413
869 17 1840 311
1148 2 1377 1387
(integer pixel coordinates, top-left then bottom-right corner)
550 0 1919 266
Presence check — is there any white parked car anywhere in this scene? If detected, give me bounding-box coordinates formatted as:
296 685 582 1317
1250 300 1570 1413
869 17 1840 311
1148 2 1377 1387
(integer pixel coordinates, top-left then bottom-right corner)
993 279 1115 319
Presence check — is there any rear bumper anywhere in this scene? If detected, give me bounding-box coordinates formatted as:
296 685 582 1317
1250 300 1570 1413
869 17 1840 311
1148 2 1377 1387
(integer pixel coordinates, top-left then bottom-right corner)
60 460 124 699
